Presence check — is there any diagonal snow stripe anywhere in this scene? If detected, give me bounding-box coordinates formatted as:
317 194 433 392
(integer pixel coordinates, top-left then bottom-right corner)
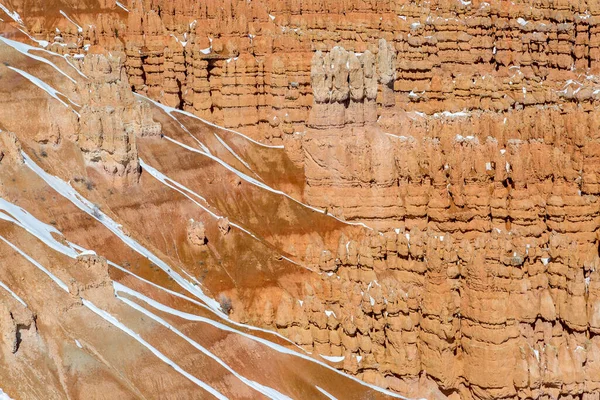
116 284 293 400
82 298 227 399
0 280 27 307
163 135 373 230
139 158 259 240
0 36 77 83
115 283 408 399
59 10 83 32
138 94 284 149
0 235 69 292
8 66 70 107
316 386 337 400
22 151 223 313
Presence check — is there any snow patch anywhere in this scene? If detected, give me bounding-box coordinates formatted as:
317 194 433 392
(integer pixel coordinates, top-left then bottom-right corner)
541 257 550 265
320 354 345 363
116 1 129 12
0 388 13 400
0 2 22 24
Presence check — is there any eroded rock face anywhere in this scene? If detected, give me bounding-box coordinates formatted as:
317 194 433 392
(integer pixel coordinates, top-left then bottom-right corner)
67 254 113 298
308 46 379 128
0 297 36 355
0 130 24 166
7 1 600 399
218 217 230 236
187 219 207 246
78 53 161 185
16 0 600 142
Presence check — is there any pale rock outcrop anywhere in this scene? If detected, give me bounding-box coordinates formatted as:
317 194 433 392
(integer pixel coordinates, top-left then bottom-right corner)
308 42 389 129
187 219 207 246
0 130 24 166
78 53 161 185
0 296 35 355
67 254 113 298
218 217 230 236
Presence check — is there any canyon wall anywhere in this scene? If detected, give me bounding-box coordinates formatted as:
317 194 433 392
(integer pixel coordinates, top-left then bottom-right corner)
4 1 600 399
7 0 600 141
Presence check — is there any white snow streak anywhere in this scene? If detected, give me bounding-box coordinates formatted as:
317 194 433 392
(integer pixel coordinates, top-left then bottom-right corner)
0 36 77 83
0 388 13 400
139 158 260 240
115 283 408 399
320 354 345 363
0 235 69 292
0 280 27 307
139 94 284 149
82 298 227 399
0 179 401 398
214 133 254 173
0 2 22 24
163 135 372 230
116 283 293 400
0 190 294 346
22 152 223 313
8 66 75 111
116 1 129 12
0 197 79 258
316 386 338 400
59 10 83 32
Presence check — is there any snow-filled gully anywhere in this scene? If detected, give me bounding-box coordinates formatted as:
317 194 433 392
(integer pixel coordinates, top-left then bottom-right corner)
81 299 228 399
140 158 261 241
0 36 79 83
22 151 224 313
115 282 293 400
139 94 284 150
0 194 307 398
115 282 408 399
0 184 406 399
0 172 299 343
0 207 228 398
0 202 300 399
141 93 374 230
161 135 373 231
0 280 27 307
0 35 407 396
7 66 80 115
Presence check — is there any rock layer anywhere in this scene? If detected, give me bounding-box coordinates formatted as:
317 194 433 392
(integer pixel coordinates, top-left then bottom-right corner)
4 1 600 399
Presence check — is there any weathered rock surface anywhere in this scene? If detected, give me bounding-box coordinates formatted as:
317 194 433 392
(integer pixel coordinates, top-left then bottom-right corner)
10 0 600 142
4 1 600 399
78 52 161 185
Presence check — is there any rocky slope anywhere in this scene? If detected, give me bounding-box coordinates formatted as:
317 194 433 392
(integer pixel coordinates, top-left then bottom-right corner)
0 25 407 400
2 1 600 400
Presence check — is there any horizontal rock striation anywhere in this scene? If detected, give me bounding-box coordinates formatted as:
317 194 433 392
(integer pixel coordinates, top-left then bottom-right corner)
78 52 161 185
8 0 600 141
5 1 600 399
